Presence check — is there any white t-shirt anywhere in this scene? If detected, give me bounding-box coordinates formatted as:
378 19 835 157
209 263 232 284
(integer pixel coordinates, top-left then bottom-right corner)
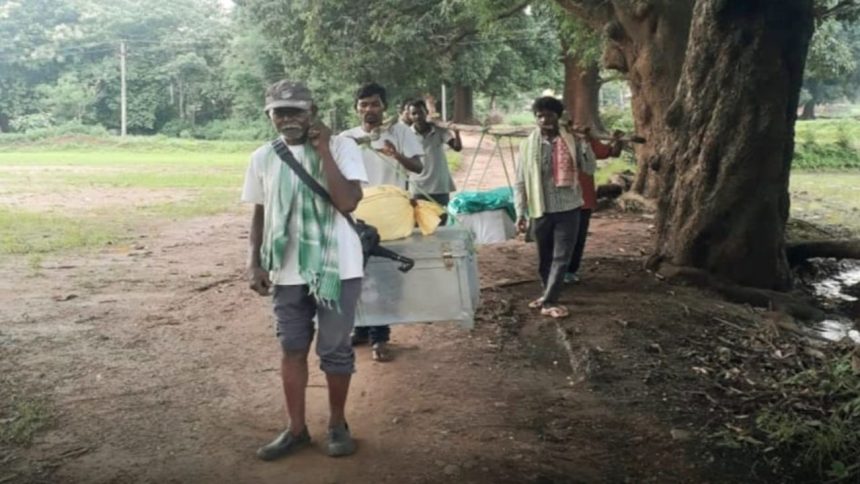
241 136 368 285
340 123 424 188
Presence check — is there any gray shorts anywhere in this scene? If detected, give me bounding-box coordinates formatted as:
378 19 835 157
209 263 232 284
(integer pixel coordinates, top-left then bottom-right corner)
271 278 362 375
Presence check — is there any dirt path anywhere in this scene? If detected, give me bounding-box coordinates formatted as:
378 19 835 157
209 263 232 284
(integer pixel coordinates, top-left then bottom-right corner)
1 125 769 483
453 131 518 192
2 204 739 483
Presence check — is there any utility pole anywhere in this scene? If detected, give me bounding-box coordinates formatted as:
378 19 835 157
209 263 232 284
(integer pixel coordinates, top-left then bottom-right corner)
120 40 127 137
441 84 447 122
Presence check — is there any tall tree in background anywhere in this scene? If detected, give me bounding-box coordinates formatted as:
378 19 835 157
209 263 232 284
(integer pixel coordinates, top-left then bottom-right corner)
74 0 229 132
236 0 557 124
0 0 81 131
0 0 229 133
220 6 286 120
801 18 859 119
550 5 605 131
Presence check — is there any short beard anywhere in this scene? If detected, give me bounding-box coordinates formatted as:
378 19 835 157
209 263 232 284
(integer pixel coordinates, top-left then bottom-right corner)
281 127 308 144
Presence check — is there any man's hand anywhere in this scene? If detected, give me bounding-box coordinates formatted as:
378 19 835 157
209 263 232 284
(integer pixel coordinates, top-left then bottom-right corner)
516 217 528 234
308 120 332 152
573 124 592 139
248 266 272 296
376 139 400 159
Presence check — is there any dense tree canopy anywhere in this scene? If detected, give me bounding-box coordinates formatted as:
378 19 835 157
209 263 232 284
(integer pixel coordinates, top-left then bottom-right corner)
2 0 859 140
0 0 228 133
802 19 860 117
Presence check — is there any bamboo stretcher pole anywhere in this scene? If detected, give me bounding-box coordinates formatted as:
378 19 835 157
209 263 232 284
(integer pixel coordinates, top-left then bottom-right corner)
461 129 486 191
508 138 518 183
433 120 645 143
494 135 513 190
476 135 497 190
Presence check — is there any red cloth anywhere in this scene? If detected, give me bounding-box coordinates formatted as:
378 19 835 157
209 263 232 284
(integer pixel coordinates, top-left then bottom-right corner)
578 171 596 210
551 137 577 187
589 139 613 160
579 139 614 210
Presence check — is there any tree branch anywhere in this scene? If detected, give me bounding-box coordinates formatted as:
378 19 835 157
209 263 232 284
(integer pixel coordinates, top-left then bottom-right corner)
598 73 627 85
442 1 531 54
554 0 615 30
815 0 860 19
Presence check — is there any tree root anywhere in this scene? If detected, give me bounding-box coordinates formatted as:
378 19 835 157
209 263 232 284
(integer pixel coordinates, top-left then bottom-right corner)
653 261 827 321
614 192 657 213
786 239 860 266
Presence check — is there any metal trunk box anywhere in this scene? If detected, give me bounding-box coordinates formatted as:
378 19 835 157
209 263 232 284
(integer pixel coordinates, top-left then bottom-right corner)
355 226 480 329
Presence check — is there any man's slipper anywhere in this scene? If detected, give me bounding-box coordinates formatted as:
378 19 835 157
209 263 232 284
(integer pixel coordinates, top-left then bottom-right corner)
540 305 569 319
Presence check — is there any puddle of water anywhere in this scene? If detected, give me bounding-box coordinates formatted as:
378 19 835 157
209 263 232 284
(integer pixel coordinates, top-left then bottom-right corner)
812 265 860 303
817 319 860 343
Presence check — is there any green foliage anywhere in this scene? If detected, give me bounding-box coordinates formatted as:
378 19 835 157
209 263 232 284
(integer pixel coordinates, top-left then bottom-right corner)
595 158 634 185
0 208 122 254
538 1 602 66
160 117 272 140
601 106 635 133
753 353 860 481
795 142 860 169
238 0 561 122
793 119 860 169
0 398 52 446
803 19 860 111
0 121 110 143
0 0 230 134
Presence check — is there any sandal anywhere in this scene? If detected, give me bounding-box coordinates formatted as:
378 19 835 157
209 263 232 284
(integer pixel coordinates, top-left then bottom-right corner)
528 297 544 309
372 342 392 362
540 305 570 319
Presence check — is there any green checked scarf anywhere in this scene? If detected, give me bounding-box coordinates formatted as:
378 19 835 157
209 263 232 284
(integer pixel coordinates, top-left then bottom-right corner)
260 142 341 308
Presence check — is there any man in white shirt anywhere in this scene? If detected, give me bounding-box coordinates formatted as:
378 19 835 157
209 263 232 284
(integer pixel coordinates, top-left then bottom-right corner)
397 98 414 128
340 82 424 362
242 80 367 461
340 82 424 189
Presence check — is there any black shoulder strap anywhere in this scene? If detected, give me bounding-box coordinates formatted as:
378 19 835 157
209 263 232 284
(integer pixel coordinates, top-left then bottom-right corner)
271 138 334 204
270 138 358 228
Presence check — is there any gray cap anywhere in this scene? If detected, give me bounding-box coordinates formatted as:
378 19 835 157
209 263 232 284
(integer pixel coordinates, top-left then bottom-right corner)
264 80 313 112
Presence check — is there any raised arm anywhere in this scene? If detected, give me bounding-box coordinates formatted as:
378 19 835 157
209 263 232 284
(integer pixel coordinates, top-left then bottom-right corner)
311 121 363 212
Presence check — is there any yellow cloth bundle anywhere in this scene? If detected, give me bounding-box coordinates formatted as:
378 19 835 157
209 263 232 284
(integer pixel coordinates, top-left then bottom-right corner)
354 185 445 240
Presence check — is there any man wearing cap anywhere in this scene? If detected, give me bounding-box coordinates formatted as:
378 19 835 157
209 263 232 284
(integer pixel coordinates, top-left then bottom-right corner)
242 80 367 460
341 82 424 362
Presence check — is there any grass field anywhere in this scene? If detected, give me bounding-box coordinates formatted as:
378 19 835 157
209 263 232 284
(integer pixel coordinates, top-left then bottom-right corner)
790 172 860 235
1 126 858 256
0 141 251 255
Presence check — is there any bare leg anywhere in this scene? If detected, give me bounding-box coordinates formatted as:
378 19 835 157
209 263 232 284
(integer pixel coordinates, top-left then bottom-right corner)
326 373 351 428
281 350 309 435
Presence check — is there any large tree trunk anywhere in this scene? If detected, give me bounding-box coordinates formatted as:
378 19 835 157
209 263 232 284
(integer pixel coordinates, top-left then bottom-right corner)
562 52 605 132
557 1 695 198
452 84 474 124
650 0 815 290
800 100 816 120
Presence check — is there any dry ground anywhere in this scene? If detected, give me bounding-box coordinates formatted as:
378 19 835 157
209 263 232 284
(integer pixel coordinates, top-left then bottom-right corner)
1 206 774 484
2 133 856 483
